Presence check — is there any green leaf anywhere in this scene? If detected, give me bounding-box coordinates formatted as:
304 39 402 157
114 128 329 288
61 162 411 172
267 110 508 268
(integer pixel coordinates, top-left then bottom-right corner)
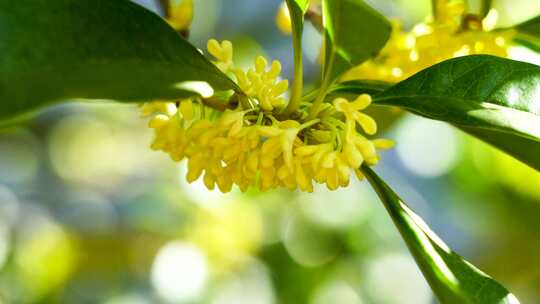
327 80 392 99
321 0 391 84
286 0 310 13
372 55 540 171
480 0 493 19
516 14 540 38
283 0 309 114
362 166 520 304
512 36 540 54
0 0 238 121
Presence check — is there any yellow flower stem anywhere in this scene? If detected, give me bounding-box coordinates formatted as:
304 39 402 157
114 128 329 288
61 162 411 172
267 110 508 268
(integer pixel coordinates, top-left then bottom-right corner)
431 0 439 21
281 2 305 117
267 114 280 125
307 36 337 120
199 99 207 118
322 120 341 149
299 118 320 131
306 76 332 120
327 117 345 129
256 112 264 125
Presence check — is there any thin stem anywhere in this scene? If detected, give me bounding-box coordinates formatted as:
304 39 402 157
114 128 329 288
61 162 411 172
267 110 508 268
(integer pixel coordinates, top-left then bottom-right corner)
306 75 332 120
431 0 439 21
307 28 336 120
299 118 320 130
282 2 305 117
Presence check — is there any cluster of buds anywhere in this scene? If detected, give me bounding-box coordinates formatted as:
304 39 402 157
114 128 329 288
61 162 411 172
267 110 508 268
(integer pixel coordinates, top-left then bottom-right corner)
342 4 513 82
207 39 289 111
142 40 393 193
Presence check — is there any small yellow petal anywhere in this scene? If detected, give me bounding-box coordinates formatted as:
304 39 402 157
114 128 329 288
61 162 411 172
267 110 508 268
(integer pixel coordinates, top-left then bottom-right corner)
372 138 395 149
179 99 194 120
148 114 170 128
353 112 377 135
255 56 268 73
207 39 222 59
276 1 292 34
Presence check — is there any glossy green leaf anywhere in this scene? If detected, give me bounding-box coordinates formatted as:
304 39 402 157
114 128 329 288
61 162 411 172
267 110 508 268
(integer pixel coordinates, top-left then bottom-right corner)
285 0 309 61
372 55 540 171
516 14 540 38
0 0 238 121
327 80 392 98
321 0 391 84
362 166 520 304
286 0 309 13
479 0 493 19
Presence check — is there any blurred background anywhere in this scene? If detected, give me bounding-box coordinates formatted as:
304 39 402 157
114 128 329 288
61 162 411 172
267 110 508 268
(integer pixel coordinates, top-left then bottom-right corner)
1 0 540 303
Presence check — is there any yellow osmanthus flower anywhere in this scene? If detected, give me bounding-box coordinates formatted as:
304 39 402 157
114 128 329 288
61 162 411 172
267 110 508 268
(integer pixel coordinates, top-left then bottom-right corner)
166 0 194 31
142 40 393 193
207 39 233 72
276 1 292 34
233 56 289 111
343 6 514 82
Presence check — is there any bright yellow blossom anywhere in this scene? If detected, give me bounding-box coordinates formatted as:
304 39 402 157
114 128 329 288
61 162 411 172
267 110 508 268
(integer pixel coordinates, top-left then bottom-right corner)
276 2 292 34
142 40 393 193
166 0 194 31
343 6 514 82
207 39 234 72
233 56 289 111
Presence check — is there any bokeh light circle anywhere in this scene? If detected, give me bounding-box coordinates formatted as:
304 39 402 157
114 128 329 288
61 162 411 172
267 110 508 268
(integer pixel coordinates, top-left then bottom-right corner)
396 116 460 177
151 241 208 303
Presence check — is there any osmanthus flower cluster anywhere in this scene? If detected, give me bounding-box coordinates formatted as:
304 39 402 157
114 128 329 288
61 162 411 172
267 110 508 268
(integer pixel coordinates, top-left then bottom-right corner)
339 3 514 82
141 40 393 193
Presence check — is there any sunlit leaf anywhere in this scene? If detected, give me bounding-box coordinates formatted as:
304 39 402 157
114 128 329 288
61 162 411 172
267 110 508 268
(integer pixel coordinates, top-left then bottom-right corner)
321 0 391 84
0 0 238 121
362 166 520 304
372 55 540 171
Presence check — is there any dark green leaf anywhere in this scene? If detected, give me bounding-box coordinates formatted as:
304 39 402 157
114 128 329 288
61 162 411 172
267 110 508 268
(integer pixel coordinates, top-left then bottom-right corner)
286 0 309 14
512 36 540 54
458 126 540 170
0 0 238 121
372 55 540 171
362 166 520 304
321 0 391 84
285 0 309 55
327 80 392 99
516 14 540 38
480 0 493 19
